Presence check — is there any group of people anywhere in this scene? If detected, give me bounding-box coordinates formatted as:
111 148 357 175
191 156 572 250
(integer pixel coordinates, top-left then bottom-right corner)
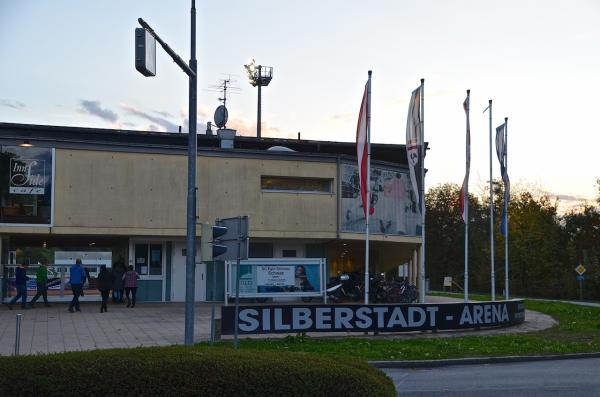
6 260 139 313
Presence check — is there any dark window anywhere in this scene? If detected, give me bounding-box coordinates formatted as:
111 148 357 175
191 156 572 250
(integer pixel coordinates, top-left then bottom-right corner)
282 249 297 258
249 243 273 258
134 244 148 275
261 176 332 193
149 244 162 275
0 146 53 225
135 243 163 276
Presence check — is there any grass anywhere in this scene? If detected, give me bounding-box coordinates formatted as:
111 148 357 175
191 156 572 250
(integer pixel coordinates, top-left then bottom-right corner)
203 300 600 361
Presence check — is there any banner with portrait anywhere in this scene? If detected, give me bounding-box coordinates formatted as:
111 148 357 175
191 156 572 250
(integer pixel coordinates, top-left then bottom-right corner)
341 163 421 236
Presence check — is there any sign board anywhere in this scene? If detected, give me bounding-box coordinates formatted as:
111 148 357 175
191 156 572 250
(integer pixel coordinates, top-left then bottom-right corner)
443 276 453 287
9 158 46 194
215 216 249 261
135 28 156 77
575 265 586 276
226 258 325 298
576 275 584 282
221 300 526 335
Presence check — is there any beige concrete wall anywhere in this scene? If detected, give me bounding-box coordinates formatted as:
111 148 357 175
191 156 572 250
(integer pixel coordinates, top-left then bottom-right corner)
198 156 337 237
53 149 188 234
42 149 338 237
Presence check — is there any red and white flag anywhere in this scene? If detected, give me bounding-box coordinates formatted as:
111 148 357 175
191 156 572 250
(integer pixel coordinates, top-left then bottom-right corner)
356 81 373 216
459 92 471 223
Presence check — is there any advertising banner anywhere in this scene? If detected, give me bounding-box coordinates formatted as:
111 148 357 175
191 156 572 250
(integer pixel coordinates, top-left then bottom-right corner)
227 259 324 298
221 300 526 335
341 163 421 236
0 146 54 225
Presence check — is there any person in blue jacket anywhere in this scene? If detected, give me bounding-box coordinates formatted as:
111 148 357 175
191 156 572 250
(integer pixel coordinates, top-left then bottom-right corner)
68 259 87 313
8 264 29 310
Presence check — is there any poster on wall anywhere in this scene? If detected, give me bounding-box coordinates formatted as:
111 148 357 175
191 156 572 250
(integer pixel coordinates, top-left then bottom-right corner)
0 146 53 225
341 163 421 236
227 259 324 298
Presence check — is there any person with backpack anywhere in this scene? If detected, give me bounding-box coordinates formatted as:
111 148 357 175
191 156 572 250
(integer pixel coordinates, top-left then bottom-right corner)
68 259 87 313
97 265 115 313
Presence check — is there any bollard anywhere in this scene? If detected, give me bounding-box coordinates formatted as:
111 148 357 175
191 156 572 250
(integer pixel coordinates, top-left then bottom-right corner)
14 313 22 356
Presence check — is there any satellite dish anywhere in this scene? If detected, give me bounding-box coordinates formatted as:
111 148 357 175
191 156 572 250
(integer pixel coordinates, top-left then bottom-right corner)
214 105 228 129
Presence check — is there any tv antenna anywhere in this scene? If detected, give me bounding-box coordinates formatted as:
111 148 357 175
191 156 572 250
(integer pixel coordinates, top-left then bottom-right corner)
206 75 240 109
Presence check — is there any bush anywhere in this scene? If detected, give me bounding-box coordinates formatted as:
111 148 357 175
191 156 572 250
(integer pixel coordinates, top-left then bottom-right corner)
0 346 395 397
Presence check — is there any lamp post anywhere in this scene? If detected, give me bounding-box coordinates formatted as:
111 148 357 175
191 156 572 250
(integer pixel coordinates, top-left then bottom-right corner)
244 59 273 138
135 1 198 346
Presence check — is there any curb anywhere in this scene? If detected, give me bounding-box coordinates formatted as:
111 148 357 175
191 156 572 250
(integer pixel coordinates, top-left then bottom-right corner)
369 352 600 368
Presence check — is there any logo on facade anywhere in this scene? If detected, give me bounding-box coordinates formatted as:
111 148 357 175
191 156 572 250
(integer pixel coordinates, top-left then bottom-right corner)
9 158 46 194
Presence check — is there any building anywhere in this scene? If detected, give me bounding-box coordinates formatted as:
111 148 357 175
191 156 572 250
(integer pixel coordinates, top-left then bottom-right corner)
0 122 423 302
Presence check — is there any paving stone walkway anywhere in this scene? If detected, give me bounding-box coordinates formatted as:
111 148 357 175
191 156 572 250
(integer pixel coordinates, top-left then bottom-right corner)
0 296 557 356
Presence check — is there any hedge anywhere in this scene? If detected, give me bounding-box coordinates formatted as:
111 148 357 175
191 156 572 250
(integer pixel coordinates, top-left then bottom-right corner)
0 346 395 397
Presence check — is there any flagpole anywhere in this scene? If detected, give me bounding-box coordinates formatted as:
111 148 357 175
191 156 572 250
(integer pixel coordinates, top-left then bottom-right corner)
488 99 496 301
419 78 426 304
364 70 372 304
504 116 509 300
464 89 470 303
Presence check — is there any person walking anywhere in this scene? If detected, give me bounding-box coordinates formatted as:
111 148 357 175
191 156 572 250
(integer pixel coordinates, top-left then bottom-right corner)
97 265 115 313
29 261 51 308
68 259 87 313
112 265 124 303
8 264 29 310
123 265 138 308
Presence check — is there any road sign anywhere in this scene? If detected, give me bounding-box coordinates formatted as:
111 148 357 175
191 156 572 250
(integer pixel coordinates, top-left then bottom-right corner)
576 275 585 282
575 265 586 276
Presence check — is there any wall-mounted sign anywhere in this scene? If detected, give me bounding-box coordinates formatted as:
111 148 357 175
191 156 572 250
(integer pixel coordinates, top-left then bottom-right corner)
0 146 54 225
9 158 46 194
341 163 421 236
222 300 526 335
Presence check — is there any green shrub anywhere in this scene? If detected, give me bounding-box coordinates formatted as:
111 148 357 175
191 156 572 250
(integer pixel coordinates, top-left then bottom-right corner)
0 346 395 397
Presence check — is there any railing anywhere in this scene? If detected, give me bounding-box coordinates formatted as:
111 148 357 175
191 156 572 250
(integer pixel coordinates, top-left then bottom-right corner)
1 264 103 302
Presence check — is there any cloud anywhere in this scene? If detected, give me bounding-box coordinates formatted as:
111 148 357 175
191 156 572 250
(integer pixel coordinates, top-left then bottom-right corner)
555 194 588 202
79 100 118 123
147 124 160 132
224 117 294 138
153 110 174 118
0 99 26 109
121 104 179 132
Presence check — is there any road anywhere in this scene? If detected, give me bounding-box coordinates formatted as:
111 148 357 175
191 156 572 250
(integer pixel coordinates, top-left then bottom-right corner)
383 357 600 396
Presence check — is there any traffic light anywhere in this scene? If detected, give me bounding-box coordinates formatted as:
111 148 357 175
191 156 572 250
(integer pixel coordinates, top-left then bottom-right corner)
200 222 228 262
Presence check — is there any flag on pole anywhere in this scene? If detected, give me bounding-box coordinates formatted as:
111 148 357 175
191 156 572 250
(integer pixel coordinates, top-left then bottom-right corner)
406 87 423 214
459 94 470 223
356 81 373 216
496 122 509 235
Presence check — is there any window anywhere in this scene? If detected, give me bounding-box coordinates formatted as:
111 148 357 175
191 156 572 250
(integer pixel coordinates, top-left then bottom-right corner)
261 176 332 194
135 243 163 276
249 243 273 258
282 249 297 258
0 146 53 225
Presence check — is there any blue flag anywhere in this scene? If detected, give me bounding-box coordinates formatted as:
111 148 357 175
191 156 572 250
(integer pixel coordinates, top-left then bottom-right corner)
496 123 509 236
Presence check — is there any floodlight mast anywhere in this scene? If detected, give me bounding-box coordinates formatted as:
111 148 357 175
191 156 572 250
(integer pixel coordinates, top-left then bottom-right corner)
244 59 272 138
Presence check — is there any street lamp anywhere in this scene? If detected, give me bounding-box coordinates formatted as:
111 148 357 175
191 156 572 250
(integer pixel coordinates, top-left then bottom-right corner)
135 1 198 346
244 58 273 138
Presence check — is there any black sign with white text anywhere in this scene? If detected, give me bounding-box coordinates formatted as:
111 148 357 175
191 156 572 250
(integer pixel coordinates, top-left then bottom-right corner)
221 300 525 335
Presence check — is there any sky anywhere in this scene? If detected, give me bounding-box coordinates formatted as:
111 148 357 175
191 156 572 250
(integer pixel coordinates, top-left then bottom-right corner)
1 0 599 210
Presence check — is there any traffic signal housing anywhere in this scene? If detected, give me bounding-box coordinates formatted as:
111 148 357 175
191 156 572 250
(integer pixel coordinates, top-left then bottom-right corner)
200 222 228 262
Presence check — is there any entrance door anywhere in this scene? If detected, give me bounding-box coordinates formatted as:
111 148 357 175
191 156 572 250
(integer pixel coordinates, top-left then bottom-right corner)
171 242 206 301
